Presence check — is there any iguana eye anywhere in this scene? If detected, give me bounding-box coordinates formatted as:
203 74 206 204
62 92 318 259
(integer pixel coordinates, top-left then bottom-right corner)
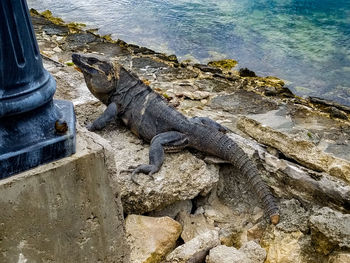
87 57 99 65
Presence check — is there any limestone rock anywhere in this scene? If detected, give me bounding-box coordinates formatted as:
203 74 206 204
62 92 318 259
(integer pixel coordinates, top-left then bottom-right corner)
116 149 219 214
310 207 350 249
206 245 245 263
237 117 350 183
259 148 350 212
148 200 193 219
164 230 220 263
262 229 304 263
125 215 182 263
206 242 266 263
328 252 350 263
240 241 267 263
176 212 217 242
275 199 309 233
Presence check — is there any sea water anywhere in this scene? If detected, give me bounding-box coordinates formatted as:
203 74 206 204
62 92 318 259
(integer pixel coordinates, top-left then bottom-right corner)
27 0 350 105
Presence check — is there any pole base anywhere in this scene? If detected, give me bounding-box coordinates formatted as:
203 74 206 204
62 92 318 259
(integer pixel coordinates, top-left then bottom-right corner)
0 100 76 179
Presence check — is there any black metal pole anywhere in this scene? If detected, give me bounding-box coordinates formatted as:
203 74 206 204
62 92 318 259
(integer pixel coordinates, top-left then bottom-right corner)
0 0 76 178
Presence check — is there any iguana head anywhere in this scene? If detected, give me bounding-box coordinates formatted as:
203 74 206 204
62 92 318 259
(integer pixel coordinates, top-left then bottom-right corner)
72 53 121 104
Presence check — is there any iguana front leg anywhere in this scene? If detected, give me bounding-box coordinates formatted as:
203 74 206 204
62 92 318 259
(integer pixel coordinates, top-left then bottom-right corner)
190 116 230 133
87 102 117 131
130 131 189 183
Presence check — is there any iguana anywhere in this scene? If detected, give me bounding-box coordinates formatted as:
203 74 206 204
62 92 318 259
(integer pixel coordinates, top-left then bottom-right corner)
72 53 280 224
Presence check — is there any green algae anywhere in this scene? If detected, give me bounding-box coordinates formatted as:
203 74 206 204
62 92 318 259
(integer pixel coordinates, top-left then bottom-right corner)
208 59 238 70
40 10 65 25
254 76 285 88
30 9 86 33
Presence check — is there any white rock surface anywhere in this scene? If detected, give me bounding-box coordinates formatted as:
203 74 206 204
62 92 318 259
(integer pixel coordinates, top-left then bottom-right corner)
164 230 220 263
125 215 182 263
310 207 350 248
206 242 266 263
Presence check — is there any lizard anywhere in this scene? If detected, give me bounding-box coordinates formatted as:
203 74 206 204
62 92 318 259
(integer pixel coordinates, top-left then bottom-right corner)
72 53 280 224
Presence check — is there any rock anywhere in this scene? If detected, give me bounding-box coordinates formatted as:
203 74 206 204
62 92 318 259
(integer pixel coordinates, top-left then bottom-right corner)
264 86 279 96
206 242 266 263
64 32 99 49
247 223 266 242
207 59 238 70
237 117 350 183
194 78 238 93
194 64 223 74
328 252 350 263
181 91 211 100
157 67 199 81
309 97 350 114
125 215 182 263
87 41 131 57
310 207 350 249
117 150 219 214
239 68 256 77
148 200 193 219
259 149 350 212
276 199 309 233
240 241 267 262
262 229 305 263
206 245 245 263
176 212 217 242
132 57 168 73
328 107 348 120
210 90 279 115
164 230 220 263
129 44 156 55
194 188 255 248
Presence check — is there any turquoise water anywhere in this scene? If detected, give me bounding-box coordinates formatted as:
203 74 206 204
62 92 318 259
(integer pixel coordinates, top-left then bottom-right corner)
28 0 350 105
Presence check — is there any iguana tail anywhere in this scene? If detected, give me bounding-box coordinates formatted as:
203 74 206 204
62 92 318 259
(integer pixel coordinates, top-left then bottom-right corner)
222 135 279 224
192 127 280 224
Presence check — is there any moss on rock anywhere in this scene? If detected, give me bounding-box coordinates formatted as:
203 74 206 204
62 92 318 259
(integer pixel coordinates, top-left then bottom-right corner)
208 59 238 70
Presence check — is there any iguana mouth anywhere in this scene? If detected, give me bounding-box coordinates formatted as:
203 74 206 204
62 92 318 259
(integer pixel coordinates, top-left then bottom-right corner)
72 53 96 74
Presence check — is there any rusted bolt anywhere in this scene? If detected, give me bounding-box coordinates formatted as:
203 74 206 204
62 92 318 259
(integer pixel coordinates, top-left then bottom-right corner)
55 119 68 134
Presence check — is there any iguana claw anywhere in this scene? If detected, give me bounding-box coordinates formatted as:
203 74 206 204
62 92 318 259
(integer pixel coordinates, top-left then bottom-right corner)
131 164 158 176
122 165 157 184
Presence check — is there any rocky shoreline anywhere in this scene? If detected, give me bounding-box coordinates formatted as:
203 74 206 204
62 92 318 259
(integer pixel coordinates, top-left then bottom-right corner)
31 9 350 263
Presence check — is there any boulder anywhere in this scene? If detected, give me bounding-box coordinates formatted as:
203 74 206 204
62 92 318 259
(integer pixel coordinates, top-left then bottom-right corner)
176 212 217 242
328 252 350 263
310 207 350 250
262 229 305 263
148 200 193 219
125 215 182 263
237 117 350 183
164 230 220 263
206 242 266 263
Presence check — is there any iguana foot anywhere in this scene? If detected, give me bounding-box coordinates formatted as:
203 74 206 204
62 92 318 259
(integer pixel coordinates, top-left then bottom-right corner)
122 165 158 184
131 164 159 176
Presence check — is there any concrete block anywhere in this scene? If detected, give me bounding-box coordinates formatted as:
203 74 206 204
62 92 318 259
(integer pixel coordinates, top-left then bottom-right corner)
0 129 130 262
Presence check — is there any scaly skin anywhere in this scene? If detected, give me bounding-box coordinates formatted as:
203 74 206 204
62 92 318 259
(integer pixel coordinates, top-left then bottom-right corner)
72 53 280 224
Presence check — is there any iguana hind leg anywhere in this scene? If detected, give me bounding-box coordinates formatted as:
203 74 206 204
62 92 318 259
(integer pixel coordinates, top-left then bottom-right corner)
87 102 117 131
130 131 189 183
190 116 230 133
